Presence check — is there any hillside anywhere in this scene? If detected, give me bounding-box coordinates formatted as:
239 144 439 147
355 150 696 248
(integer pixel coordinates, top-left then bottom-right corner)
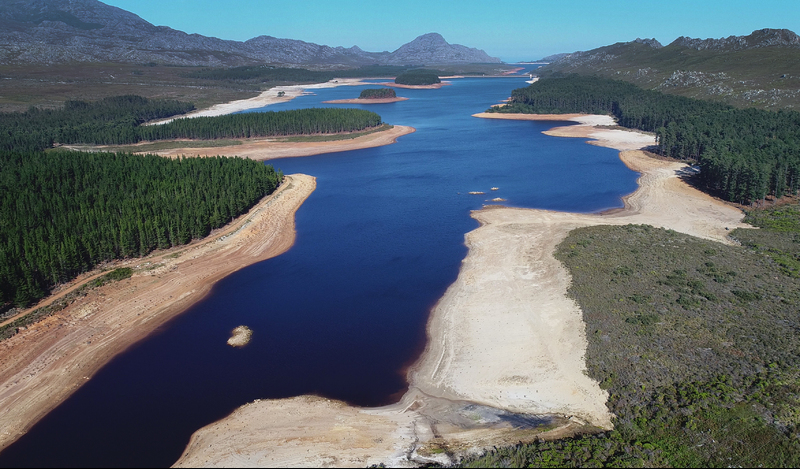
537 29 800 109
0 0 500 66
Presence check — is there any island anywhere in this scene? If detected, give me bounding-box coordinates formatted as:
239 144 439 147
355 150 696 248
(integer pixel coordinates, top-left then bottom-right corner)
322 88 409 104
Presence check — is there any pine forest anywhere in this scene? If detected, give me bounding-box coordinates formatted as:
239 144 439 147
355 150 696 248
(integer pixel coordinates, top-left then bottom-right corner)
490 75 800 204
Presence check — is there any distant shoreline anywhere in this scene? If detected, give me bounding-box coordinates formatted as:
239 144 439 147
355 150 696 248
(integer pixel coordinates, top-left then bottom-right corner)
321 97 409 104
372 81 450 89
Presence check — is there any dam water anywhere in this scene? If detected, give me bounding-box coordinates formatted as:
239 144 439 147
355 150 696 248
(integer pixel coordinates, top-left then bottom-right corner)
0 72 639 467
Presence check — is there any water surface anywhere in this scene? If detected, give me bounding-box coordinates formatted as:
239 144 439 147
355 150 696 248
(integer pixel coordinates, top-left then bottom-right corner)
0 73 639 467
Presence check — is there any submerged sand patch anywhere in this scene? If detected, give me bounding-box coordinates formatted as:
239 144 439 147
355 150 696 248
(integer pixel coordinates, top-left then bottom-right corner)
227 326 253 347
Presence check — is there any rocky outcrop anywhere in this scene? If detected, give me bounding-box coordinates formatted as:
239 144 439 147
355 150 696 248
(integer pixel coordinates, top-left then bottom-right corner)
0 0 501 66
670 28 800 51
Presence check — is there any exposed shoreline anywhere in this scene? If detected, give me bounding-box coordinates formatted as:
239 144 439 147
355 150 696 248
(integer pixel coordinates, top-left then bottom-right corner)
0 174 314 452
146 125 415 160
0 77 419 458
173 114 748 467
149 78 368 124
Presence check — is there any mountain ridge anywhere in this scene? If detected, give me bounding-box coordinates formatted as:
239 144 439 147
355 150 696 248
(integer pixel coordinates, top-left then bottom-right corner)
537 28 800 109
0 0 501 66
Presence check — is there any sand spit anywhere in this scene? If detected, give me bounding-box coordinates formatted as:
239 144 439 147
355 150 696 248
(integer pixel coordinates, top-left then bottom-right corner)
149 79 368 125
146 125 415 161
322 97 409 104
0 174 315 452
173 115 747 467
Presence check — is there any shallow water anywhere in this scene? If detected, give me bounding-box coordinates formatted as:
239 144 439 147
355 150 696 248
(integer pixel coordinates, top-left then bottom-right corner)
0 72 639 467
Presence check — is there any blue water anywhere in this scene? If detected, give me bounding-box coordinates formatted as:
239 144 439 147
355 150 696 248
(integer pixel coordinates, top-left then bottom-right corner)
0 73 639 467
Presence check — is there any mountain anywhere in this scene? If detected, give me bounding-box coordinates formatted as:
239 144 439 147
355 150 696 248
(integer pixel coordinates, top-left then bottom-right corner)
0 0 501 66
536 29 800 109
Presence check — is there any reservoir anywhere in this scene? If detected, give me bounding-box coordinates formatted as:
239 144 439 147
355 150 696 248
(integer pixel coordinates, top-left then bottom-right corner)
0 73 639 467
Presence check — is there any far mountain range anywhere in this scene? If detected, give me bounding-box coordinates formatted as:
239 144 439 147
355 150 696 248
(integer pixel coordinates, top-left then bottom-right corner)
0 0 501 66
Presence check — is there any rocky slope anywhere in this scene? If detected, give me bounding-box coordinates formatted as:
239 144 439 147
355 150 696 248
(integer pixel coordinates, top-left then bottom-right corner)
0 0 500 66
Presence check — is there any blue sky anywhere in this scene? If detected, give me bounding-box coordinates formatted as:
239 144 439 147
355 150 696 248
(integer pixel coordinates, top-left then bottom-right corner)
103 0 799 62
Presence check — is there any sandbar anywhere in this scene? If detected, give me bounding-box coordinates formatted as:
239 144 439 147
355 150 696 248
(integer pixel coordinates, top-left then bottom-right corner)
173 114 747 467
322 97 409 104
0 174 315 452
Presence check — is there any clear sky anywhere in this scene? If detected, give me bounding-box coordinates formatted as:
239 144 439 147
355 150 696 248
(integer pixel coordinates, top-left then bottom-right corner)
103 0 799 62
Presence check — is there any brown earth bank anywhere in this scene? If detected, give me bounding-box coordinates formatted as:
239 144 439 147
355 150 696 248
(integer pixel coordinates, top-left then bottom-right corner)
321 97 409 104
0 174 316 452
172 114 747 467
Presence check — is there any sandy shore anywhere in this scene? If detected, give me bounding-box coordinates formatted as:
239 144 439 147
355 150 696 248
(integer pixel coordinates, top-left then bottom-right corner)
149 78 368 124
173 114 747 467
0 174 315 452
146 125 415 161
322 97 409 104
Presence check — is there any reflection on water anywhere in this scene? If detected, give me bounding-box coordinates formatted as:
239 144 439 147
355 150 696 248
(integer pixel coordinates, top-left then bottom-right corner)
0 72 639 467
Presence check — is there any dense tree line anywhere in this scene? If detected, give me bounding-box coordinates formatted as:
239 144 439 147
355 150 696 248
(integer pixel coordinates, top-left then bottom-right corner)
490 75 800 203
0 95 196 152
394 70 441 86
140 108 383 141
358 88 396 99
1 97 383 152
0 150 282 307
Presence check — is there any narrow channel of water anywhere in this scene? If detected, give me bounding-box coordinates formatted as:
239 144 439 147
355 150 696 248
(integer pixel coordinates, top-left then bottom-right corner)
0 73 639 467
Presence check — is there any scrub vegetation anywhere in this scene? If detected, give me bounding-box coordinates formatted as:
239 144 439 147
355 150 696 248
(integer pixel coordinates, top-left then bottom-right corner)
458 204 800 467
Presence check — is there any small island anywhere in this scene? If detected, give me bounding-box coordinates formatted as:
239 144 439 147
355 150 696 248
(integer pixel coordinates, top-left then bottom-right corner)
227 325 253 347
375 70 447 89
322 88 408 104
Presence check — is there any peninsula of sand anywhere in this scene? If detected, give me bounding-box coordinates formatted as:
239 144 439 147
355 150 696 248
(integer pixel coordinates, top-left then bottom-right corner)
173 113 748 467
0 79 416 454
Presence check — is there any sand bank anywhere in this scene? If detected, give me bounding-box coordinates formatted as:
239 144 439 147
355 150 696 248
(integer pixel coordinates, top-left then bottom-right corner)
173 115 747 467
322 97 409 104
0 174 315 452
145 125 415 161
149 79 367 125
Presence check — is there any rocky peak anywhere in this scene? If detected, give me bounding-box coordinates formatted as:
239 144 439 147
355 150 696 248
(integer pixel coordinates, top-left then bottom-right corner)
389 32 500 64
671 28 800 51
633 38 663 48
